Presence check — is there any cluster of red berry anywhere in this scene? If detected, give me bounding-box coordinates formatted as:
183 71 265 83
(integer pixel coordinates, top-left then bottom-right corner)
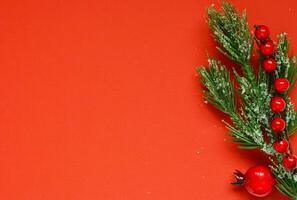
255 25 297 170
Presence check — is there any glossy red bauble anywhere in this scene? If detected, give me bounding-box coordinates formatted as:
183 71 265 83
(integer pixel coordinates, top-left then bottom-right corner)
262 58 277 73
245 166 275 197
283 155 297 170
273 139 289 153
274 78 290 92
260 40 274 56
270 97 286 112
271 118 286 132
255 25 270 40
233 166 274 197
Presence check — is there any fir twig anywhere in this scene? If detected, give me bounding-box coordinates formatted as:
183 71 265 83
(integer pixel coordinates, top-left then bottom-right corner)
207 2 255 84
197 59 236 114
197 58 263 149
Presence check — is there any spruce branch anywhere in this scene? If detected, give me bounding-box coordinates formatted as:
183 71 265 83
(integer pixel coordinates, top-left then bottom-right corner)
271 161 297 199
207 2 255 84
256 64 275 139
197 58 236 114
198 58 262 149
275 33 290 79
288 56 297 91
234 67 274 149
203 1 272 151
287 100 297 136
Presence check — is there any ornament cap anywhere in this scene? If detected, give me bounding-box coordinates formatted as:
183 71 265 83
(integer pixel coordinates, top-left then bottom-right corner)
231 170 246 186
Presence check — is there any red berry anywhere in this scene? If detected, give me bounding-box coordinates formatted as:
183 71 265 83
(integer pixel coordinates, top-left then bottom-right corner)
243 166 274 197
273 139 289 153
260 40 274 56
270 97 286 112
255 25 270 40
274 78 290 92
283 155 297 170
271 118 286 132
262 58 277 73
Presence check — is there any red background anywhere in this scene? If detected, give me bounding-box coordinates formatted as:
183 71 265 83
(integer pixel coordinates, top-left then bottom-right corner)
0 0 296 199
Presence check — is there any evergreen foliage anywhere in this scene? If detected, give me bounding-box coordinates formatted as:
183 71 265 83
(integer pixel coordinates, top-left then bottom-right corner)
197 2 297 199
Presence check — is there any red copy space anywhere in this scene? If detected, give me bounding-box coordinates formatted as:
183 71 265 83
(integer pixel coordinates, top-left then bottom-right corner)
0 0 296 199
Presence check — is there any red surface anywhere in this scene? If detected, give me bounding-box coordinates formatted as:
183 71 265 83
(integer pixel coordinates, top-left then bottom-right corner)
0 0 297 199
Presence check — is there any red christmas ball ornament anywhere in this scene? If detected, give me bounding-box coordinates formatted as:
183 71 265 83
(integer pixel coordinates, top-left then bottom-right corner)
262 58 277 73
271 118 286 132
255 25 270 40
274 78 290 92
273 139 289 153
283 155 297 170
270 97 286 112
260 40 274 56
232 166 274 197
